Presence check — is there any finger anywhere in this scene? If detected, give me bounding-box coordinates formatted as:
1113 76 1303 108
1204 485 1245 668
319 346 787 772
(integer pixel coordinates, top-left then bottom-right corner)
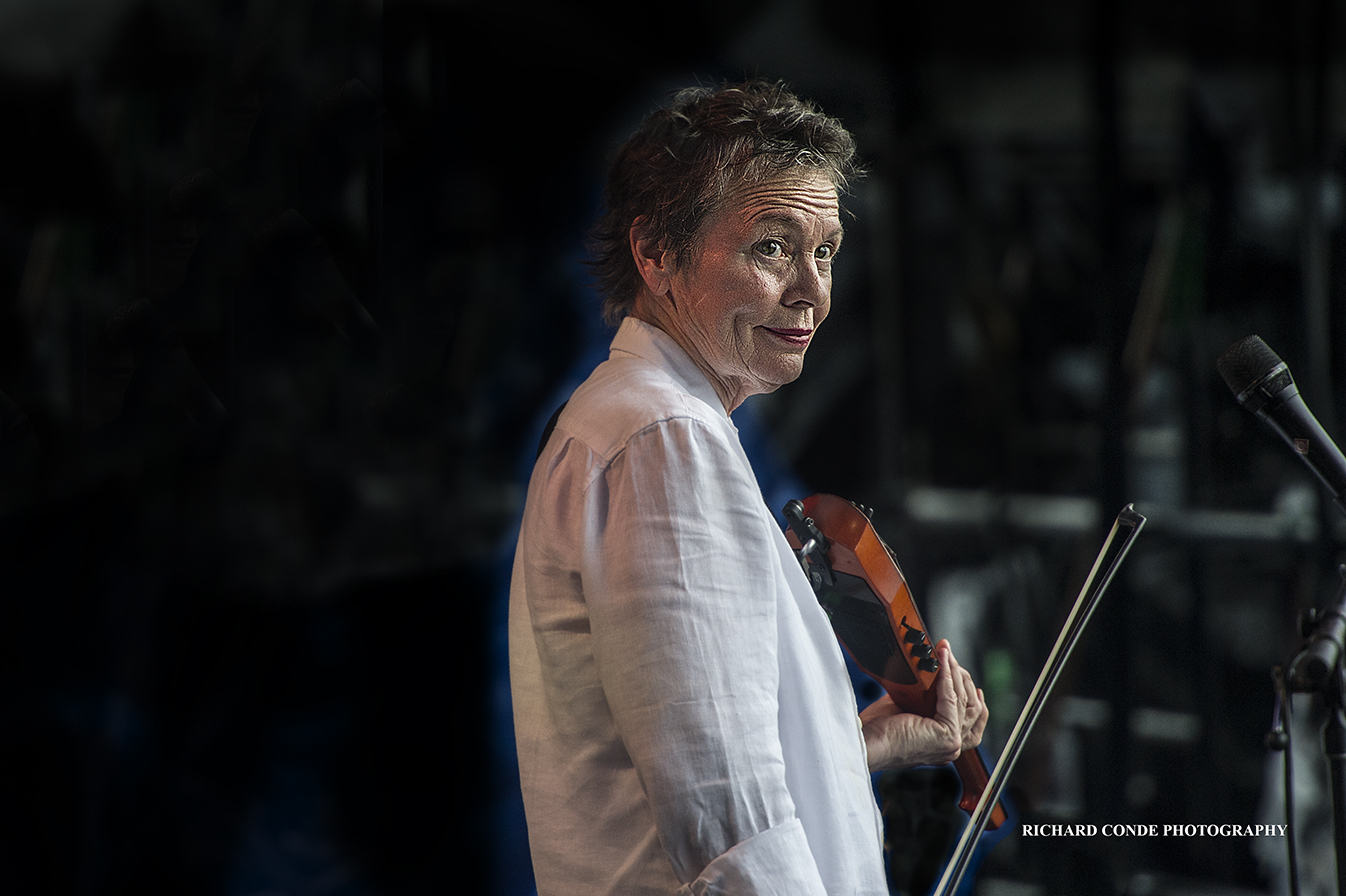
969 699 990 742
959 667 978 723
963 686 985 731
943 647 970 711
945 649 971 743
941 646 982 743
932 646 961 729
966 692 989 748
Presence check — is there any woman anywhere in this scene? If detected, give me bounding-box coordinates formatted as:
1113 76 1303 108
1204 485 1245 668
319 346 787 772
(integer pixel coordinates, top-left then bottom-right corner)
510 80 987 895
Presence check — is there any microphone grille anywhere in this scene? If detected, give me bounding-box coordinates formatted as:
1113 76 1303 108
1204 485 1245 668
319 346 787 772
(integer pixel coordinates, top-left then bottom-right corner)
1217 335 1283 396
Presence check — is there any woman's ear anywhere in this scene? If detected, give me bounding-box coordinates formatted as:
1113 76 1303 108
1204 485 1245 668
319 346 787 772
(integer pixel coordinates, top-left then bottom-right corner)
629 218 672 297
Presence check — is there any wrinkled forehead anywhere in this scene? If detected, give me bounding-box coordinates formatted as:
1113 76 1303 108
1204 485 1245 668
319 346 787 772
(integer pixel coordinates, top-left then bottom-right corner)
709 168 842 231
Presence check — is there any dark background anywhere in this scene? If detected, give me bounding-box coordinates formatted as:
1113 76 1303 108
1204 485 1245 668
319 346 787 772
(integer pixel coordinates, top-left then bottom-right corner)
1 1 1344 894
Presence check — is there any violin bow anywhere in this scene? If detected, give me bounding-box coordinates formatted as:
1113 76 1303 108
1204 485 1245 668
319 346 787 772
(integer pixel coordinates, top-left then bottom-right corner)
930 502 1146 896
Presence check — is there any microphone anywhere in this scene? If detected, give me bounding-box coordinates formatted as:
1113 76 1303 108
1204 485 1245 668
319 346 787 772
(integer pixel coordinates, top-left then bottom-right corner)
1219 336 1346 692
1217 335 1346 518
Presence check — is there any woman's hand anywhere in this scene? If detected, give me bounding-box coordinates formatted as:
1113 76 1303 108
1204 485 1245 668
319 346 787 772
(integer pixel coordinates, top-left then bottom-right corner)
859 640 988 772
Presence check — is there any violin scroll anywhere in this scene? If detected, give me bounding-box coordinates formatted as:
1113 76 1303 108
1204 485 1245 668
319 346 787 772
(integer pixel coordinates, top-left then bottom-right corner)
783 499 834 589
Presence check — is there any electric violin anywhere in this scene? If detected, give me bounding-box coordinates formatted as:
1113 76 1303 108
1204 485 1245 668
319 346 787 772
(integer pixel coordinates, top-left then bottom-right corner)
783 493 1007 829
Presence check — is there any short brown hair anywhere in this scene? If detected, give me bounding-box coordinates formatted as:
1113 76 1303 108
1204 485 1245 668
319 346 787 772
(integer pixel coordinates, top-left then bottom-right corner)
587 80 862 326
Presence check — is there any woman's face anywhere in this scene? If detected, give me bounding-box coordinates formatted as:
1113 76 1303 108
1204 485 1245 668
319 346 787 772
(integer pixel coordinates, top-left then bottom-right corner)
651 170 844 412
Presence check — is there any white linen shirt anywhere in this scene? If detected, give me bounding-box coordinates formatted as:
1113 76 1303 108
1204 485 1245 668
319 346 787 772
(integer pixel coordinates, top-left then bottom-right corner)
509 317 888 895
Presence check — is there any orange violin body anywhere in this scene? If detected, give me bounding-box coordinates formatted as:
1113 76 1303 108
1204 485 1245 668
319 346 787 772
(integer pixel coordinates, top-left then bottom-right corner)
785 493 1007 830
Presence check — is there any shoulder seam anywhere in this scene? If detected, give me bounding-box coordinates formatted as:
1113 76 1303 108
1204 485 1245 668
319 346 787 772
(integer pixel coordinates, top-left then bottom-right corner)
562 412 729 496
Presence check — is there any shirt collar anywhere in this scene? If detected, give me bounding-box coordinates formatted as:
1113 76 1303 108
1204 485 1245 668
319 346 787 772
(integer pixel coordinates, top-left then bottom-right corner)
610 317 730 418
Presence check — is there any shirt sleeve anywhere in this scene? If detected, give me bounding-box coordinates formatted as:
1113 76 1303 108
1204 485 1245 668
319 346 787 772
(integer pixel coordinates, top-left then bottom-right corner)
582 416 829 894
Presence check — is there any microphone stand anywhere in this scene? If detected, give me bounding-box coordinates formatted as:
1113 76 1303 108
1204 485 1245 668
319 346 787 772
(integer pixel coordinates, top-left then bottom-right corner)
1278 564 1346 896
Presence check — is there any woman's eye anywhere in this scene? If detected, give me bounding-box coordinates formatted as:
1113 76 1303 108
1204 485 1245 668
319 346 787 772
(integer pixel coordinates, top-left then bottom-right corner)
756 239 784 258
815 244 835 260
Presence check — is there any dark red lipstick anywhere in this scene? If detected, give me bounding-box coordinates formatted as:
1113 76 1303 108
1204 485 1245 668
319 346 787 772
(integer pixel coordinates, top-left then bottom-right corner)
764 327 813 346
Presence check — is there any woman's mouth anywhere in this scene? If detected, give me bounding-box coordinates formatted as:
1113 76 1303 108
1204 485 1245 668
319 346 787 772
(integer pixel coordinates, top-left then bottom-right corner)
763 327 813 347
